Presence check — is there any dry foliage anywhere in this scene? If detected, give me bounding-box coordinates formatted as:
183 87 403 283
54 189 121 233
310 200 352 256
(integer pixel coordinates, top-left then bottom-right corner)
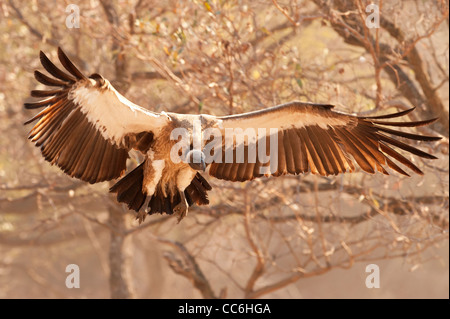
0 0 448 298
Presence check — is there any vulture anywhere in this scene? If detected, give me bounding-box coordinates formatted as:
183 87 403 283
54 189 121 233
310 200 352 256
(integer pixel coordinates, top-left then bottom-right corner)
24 48 441 222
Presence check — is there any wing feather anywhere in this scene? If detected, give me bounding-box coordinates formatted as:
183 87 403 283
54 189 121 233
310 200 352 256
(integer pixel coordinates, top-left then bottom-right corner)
283 129 296 174
57 47 88 80
31 89 65 98
207 102 440 181
275 130 287 176
39 50 77 82
32 70 68 87
25 48 168 183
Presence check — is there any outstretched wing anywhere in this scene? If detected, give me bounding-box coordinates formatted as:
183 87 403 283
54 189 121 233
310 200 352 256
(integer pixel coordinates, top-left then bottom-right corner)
207 102 441 181
25 48 168 183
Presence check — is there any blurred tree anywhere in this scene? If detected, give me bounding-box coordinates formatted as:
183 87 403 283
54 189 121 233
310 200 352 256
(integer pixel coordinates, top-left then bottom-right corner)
0 0 448 298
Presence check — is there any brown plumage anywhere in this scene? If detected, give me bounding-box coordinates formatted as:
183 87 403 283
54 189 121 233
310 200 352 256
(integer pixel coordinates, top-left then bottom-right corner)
24 48 442 222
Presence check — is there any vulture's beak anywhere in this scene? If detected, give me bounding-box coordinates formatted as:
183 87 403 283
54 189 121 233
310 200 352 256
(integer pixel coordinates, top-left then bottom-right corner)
200 158 206 172
187 149 206 172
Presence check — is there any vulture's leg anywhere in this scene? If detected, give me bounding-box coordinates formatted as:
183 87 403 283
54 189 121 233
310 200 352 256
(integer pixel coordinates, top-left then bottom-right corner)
173 190 188 223
135 196 152 223
136 210 147 224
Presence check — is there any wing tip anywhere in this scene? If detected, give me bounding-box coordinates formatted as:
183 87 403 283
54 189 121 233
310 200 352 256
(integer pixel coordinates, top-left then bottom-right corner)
23 118 35 125
57 47 65 58
24 101 43 109
362 107 416 120
57 47 87 80
424 117 439 126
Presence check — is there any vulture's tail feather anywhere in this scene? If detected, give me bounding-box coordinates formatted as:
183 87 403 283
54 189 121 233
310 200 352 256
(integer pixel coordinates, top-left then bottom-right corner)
110 163 212 217
147 173 212 216
184 173 212 206
110 161 146 212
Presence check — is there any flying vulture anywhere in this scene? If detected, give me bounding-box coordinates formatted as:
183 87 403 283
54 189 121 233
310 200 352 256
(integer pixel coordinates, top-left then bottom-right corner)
24 48 441 222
